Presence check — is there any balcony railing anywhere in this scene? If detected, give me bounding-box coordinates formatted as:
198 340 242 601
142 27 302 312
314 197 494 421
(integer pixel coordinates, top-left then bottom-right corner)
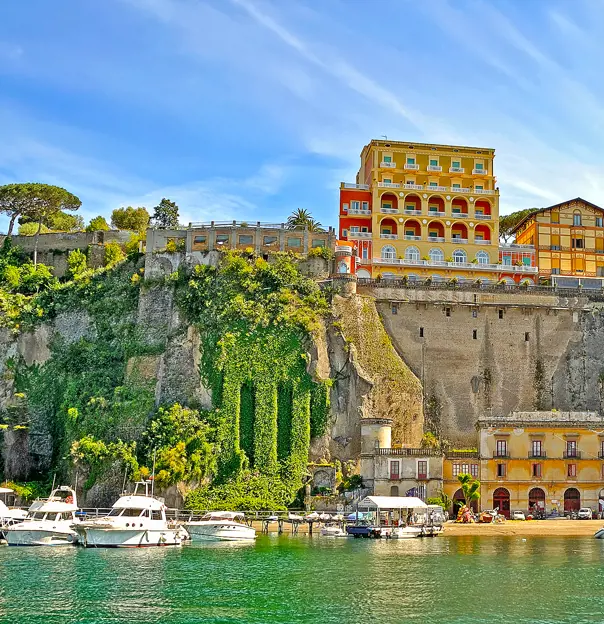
403 183 424 190
342 182 370 190
427 185 447 192
563 450 582 459
417 474 428 480
404 163 419 170
380 207 398 214
451 237 469 244
475 240 492 245
452 212 470 218
377 447 442 457
427 165 442 172
404 235 422 241
381 161 396 168
474 189 494 194
378 182 400 188
493 453 510 459
428 210 445 216
390 474 400 481
348 208 371 215
372 258 539 273
449 167 465 173
427 236 446 242
529 452 547 459
451 187 471 193
473 169 487 175
404 209 422 215
380 233 398 239
347 231 372 239
475 214 492 220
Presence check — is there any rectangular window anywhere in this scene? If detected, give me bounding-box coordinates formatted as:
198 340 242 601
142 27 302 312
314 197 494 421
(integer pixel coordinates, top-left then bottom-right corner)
362 201 369 211
475 185 483 190
417 461 428 480
475 162 484 170
452 464 460 477
600 440 604 458
406 157 415 165
350 226 360 233
597 217 603 227
287 237 302 248
383 155 392 163
238 235 254 245
470 464 478 478
551 211 559 224
382 227 392 235
566 440 577 457
351 200 360 210
461 463 469 474
429 204 439 212
429 182 437 187
193 235 206 244
572 238 584 249
311 239 325 248
498 309 504 319
531 440 542 457
263 236 278 245
342 203 349 212
452 160 461 168
472 309 477 318
574 214 582 226
497 463 506 478
472 329 477 340
390 461 400 480
568 463 577 478
391 304 397 315
445 307 451 317
552 268 560 275
532 463 542 478
525 332 530 342
383 178 392 184
429 159 438 167
452 183 461 189
361 227 368 233
383 202 393 210
496 439 508 457
419 327 424 337
216 234 229 244
362 247 368 259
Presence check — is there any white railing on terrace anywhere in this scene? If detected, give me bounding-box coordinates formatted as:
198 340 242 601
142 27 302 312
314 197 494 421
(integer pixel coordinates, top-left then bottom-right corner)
427 165 442 172
373 258 538 273
428 210 445 216
452 237 469 243
380 233 398 239
452 213 470 218
475 214 491 220
427 236 445 242
475 240 492 245
381 207 398 214
348 231 372 239
427 185 448 192
451 187 471 193
378 182 401 188
500 243 535 249
404 235 422 241
474 188 494 194
473 169 487 175
381 161 396 168
342 182 370 190
348 208 371 215
404 209 422 215
449 167 464 173
404 163 419 170
403 183 424 190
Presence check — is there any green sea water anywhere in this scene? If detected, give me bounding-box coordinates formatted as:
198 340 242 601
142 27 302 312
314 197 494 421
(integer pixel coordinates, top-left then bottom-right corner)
1 536 604 624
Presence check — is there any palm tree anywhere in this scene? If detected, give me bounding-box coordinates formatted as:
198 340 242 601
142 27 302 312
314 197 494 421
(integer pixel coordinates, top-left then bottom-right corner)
458 473 480 509
286 208 324 232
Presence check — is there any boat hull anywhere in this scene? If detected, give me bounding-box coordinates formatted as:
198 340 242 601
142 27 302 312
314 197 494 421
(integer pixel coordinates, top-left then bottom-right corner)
6 528 78 547
594 528 604 539
186 525 256 542
81 527 185 548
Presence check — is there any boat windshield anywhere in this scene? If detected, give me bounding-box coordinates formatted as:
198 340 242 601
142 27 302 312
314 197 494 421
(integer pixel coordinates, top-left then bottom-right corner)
28 512 47 521
108 508 146 517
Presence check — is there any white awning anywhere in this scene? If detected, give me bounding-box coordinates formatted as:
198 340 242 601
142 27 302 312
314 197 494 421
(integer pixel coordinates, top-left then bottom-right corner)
359 496 428 510
0 487 14 494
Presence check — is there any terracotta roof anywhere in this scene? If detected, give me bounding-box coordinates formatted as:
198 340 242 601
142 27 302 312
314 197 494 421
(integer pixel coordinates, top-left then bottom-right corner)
511 197 604 234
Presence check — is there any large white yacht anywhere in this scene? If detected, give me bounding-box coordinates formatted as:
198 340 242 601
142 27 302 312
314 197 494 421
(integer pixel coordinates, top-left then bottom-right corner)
184 511 256 541
5 486 79 546
75 481 188 548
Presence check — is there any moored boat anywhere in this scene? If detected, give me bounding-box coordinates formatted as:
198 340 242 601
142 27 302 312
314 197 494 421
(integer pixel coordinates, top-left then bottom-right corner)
594 527 604 539
6 486 79 546
185 511 256 542
75 481 187 548
0 487 28 540
320 523 348 537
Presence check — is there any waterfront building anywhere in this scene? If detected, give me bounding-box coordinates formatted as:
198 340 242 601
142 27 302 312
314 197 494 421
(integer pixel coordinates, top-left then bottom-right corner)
443 451 480 515
359 419 443 500
512 198 604 287
477 411 604 518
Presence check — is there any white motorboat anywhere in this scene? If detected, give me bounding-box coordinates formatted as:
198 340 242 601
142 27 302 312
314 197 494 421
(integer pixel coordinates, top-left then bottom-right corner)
185 511 256 542
389 525 423 539
320 523 348 537
0 488 28 541
76 481 187 548
594 527 604 539
6 486 79 546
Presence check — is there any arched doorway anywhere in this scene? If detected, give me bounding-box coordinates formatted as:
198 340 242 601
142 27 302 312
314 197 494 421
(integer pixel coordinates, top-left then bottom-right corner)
493 487 510 518
453 488 478 517
564 488 581 513
528 487 546 514
390 485 399 497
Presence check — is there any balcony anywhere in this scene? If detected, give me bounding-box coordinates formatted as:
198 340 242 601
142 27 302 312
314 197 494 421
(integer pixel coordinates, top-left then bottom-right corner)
529 452 547 459
404 209 422 215
475 214 492 220
474 189 495 195
427 165 442 172
427 185 447 192
404 163 419 170
451 238 468 244
493 453 510 459
342 182 370 190
347 231 372 239
452 187 471 193
475 240 492 245
473 169 487 175
389 473 400 481
563 450 582 459
380 207 398 214
378 182 400 188
381 161 396 168
403 183 424 190
449 167 465 173
428 211 445 217
427 236 446 243
452 213 470 219
348 208 371 216
372 258 539 272
380 233 398 240
417 474 428 481
404 235 422 241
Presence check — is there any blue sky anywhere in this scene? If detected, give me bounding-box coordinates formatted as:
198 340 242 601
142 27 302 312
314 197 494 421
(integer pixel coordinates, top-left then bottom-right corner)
2 0 604 232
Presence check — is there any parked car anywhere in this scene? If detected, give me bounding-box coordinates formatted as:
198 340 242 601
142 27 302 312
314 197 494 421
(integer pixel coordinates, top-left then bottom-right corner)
512 510 526 521
578 508 593 520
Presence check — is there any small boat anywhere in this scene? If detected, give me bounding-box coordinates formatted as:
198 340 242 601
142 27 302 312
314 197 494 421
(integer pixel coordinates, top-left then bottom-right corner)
288 512 304 522
76 481 187 548
185 511 256 542
6 486 79 546
305 511 320 521
0 487 28 537
320 523 347 537
594 528 604 539
319 513 332 522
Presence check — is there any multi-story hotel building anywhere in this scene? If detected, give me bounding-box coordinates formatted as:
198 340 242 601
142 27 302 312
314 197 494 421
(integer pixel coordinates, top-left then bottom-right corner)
512 198 604 287
339 139 537 283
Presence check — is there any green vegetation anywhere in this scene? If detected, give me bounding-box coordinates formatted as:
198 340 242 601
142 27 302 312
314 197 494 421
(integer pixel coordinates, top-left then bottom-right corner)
499 208 538 244
111 206 150 233
151 198 179 229
286 208 324 232
457 473 480 507
86 216 110 232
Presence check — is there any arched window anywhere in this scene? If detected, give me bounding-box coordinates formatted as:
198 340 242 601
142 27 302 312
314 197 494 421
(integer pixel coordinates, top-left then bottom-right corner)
476 250 489 265
381 245 396 260
356 269 371 279
337 261 348 274
453 249 467 263
404 246 420 261
573 212 582 226
429 248 444 263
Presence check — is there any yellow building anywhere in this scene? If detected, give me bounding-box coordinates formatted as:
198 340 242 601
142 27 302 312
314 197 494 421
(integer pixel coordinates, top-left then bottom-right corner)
342 139 504 282
477 411 604 518
443 451 480 514
512 197 604 287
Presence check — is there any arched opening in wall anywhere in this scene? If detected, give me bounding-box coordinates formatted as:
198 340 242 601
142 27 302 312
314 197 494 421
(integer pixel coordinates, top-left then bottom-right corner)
390 485 399 497
564 487 581 513
403 194 421 213
380 217 398 237
427 195 445 216
451 222 468 242
356 268 371 279
475 199 492 218
429 247 444 263
427 221 445 241
493 487 511 518
528 487 545 514
453 488 478 516
403 219 421 239
337 261 348 274
452 197 469 216
474 224 492 243
380 192 398 213
240 383 255 464
404 246 420 262
381 244 396 261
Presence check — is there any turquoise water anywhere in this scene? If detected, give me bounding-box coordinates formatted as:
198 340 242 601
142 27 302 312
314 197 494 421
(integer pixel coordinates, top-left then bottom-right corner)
1 536 604 623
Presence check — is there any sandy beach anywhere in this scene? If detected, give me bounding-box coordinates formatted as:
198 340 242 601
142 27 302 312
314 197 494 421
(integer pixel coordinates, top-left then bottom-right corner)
444 519 604 537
